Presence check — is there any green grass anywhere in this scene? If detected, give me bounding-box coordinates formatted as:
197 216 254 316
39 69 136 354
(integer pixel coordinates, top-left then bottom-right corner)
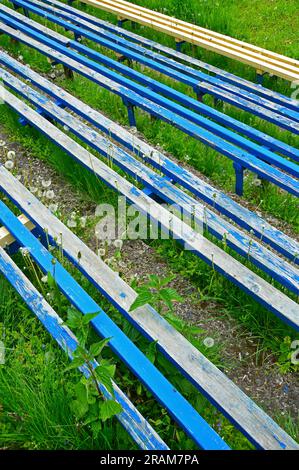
0 0 298 450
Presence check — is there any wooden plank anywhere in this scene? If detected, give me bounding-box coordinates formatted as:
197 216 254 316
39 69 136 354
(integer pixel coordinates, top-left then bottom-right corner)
0 246 169 450
1 51 298 265
0 199 229 450
2 88 299 330
0 214 34 247
78 0 299 81
34 0 299 111
3 68 298 295
1 168 299 450
7 1 299 135
0 21 298 199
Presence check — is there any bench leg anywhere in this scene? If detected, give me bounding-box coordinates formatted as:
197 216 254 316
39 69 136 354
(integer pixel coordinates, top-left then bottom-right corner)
63 65 74 80
74 32 82 42
256 69 265 85
195 89 204 103
123 99 136 128
175 40 185 52
233 162 244 196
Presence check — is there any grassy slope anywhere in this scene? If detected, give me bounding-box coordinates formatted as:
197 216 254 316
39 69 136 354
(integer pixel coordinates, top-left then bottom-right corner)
0 0 298 450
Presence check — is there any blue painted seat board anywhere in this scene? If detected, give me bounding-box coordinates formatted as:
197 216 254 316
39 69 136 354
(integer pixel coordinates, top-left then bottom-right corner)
0 20 298 198
0 246 169 450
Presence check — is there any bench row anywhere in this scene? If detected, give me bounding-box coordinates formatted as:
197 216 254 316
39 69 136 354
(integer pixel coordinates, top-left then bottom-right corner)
0 10 298 199
70 0 299 82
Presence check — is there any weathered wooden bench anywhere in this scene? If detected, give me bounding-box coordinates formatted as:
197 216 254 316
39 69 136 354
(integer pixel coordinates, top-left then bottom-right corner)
1 198 234 450
8 0 299 134
1 169 298 450
0 7 298 200
62 0 299 83
1 63 298 330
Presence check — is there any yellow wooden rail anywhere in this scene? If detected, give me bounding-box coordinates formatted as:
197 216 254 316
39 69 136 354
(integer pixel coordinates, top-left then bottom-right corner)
82 0 299 82
0 214 34 248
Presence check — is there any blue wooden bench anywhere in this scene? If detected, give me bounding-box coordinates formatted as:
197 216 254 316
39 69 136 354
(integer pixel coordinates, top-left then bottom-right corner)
0 6 298 200
11 0 299 133
1 64 298 331
1 169 298 450
0 198 233 450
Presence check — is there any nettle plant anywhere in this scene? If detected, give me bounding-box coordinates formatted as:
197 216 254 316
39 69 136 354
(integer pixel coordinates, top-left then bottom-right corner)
65 308 122 438
130 274 184 315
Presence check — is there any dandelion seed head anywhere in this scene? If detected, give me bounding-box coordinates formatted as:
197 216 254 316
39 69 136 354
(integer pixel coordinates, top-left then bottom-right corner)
41 179 52 188
45 190 55 200
4 160 14 170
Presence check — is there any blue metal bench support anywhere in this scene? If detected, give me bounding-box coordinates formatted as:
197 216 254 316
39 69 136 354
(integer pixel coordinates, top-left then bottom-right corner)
175 40 185 52
233 162 245 196
122 97 136 127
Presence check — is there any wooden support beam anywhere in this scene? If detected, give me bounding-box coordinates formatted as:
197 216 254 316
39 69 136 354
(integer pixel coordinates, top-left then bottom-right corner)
0 214 34 248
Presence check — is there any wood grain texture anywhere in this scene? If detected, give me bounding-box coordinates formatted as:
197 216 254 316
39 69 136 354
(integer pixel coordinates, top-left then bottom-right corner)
0 19 298 198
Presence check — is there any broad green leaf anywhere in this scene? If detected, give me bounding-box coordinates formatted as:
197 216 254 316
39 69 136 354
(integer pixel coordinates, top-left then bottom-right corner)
99 400 122 422
89 338 111 357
